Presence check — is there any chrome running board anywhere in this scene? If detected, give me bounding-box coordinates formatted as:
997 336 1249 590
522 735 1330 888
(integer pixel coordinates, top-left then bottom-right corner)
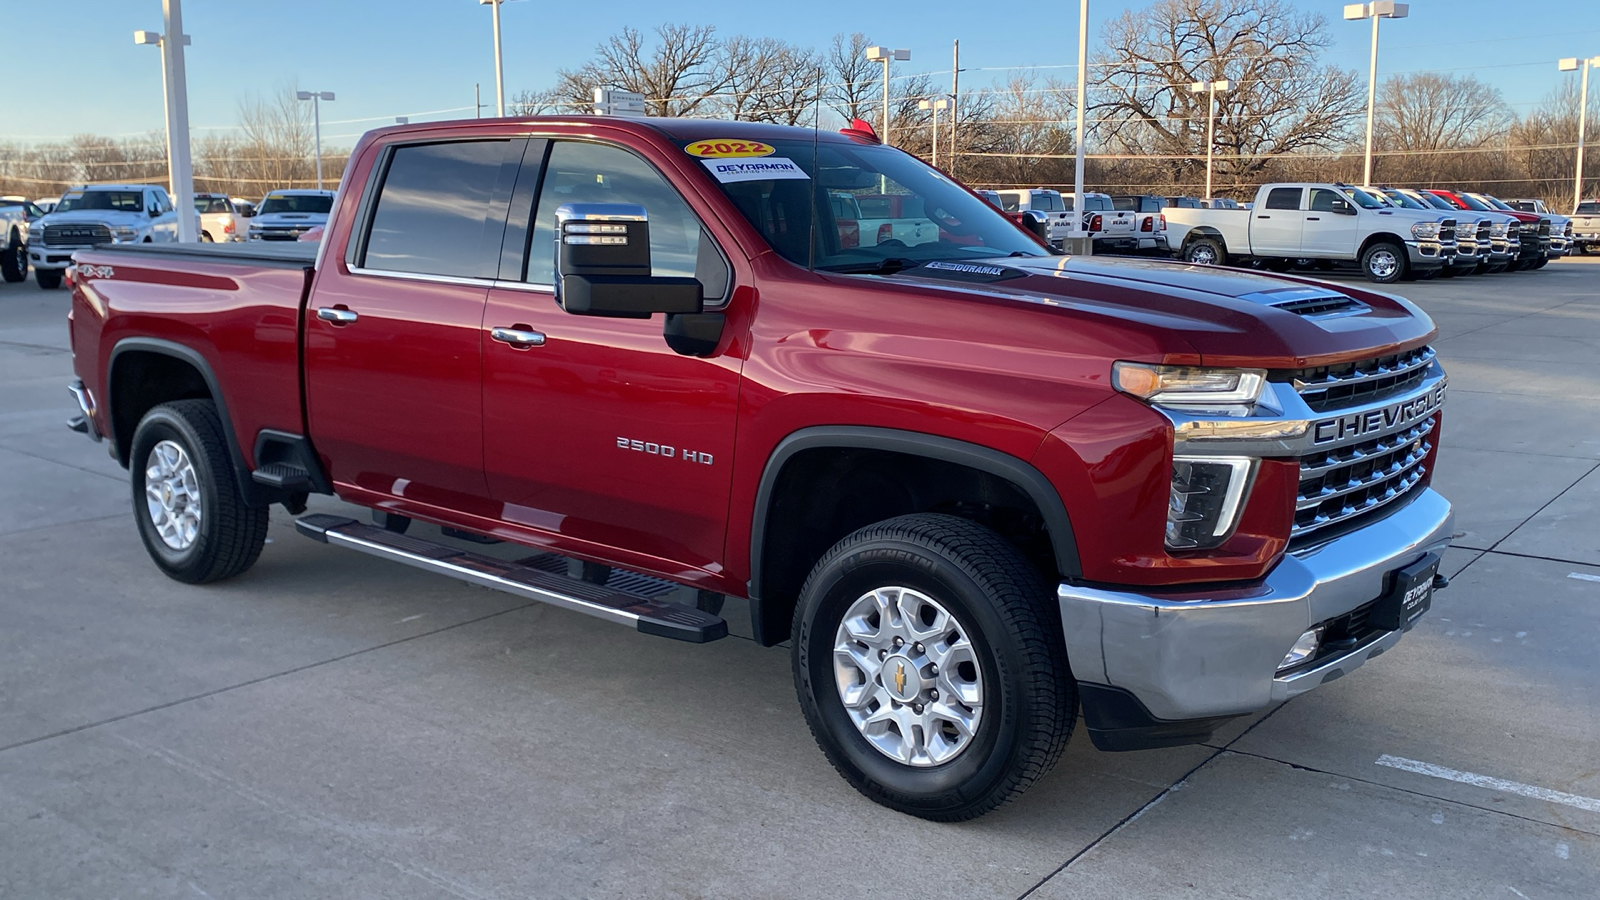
295 514 726 642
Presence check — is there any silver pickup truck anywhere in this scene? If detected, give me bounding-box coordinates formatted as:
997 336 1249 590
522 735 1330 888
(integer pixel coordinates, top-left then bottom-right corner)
1572 200 1600 254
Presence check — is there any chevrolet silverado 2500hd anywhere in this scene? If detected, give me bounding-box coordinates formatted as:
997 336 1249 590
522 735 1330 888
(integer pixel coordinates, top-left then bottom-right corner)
1166 183 1458 282
64 117 1454 821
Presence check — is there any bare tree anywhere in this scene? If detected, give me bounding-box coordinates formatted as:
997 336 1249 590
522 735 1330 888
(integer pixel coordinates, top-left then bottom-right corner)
719 37 824 125
1091 0 1363 189
236 85 317 190
826 32 879 124
978 72 1078 185
509 87 573 116
1376 72 1512 152
554 24 731 117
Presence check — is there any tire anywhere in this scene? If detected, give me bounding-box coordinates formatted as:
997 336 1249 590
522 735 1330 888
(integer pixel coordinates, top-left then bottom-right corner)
791 513 1073 821
1183 236 1224 266
1 229 25 283
35 268 62 290
1265 258 1292 273
1361 241 1407 284
201 231 214 243
1531 257 1549 270
1437 266 1458 278
130 399 268 584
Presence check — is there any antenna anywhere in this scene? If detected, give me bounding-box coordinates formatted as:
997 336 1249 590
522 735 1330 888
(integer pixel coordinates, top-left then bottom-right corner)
808 67 822 273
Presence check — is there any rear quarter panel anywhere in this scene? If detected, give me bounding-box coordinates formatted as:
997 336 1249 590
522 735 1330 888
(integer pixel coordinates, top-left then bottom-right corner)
70 249 309 465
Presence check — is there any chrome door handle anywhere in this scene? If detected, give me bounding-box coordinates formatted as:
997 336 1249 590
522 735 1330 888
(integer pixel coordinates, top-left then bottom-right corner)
491 326 546 348
317 307 358 324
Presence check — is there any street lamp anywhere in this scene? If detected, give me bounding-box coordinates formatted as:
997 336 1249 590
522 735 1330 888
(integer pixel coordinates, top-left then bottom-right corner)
1188 79 1230 199
918 97 952 168
1559 56 1600 212
1345 1 1409 187
480 0 506 117
133 1 197 243
1072 0 1089 247
296 90 336 191
864 46 910 147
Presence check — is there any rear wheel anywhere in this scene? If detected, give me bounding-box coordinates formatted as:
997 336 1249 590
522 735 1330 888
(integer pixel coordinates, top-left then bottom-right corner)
1361 241 1406 284
1183 236 1224 266
130 399 268 583
792 514 1073 821
1 229 26 283
35 268 62 290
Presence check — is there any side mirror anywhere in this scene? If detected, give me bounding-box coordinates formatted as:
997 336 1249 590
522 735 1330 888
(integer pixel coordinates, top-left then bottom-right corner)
1334 201 1356 216
1020 209 1052 244
553 202 703 318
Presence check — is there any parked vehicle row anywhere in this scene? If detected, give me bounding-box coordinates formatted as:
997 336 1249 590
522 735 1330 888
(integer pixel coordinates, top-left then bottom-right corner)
0 196 47 283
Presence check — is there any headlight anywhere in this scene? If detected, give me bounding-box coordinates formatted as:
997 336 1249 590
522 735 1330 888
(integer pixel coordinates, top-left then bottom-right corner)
1112 362 1267 415
112 227 139 242
1489 223 1507 236
1167 456 1255 550
1411 222 1441 240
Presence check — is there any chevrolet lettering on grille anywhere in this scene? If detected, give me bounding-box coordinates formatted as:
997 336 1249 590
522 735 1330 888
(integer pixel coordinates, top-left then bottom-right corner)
1311 383 1446 445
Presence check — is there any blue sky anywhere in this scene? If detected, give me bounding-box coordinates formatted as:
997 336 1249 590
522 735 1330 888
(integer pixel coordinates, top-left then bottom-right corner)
9 0 1600 146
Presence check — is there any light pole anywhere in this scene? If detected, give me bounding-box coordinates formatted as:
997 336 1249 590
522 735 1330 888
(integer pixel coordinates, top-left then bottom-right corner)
1345 2 1409 187
132 0 196 243
1559 56 1600 211
918 97 952 168
296 91 336 191
1072 0 1089 249
864 46 910 147
480 0 506 117
1188 79 1230 199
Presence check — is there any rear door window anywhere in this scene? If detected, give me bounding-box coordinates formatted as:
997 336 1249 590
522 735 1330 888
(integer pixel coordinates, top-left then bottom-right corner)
1265 188 1303 210
361 140 515 279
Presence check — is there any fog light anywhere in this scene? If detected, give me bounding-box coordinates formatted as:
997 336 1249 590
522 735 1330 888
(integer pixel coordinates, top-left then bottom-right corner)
1278 627 1324 672
1166 456 1254 550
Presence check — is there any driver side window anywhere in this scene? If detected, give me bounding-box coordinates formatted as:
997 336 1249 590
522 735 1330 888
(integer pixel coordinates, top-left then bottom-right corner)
526 141 727 302
1309 189 1346 213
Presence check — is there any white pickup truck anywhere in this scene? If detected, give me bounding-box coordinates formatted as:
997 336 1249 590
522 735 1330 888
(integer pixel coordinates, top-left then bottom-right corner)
828 191 940 248
1165 182 1458 283
1570 200 1600 255
996 189 1139 252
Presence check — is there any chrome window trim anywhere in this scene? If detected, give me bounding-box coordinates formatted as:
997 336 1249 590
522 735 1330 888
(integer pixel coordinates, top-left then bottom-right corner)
345 265 498 289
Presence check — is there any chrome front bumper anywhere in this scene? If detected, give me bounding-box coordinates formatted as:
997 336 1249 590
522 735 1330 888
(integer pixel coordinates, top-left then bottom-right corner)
1057 488 1454 723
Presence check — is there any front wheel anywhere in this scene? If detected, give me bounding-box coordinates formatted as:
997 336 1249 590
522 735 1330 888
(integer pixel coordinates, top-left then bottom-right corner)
1361 241 1407 284
35 268 62 290
1 230 26 283
1183 236 1224 266
130 399 269 583
792 514 1074 821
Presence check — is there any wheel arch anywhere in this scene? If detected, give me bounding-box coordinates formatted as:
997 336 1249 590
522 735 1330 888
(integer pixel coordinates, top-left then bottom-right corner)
1181 227 1228 255
107 337 264 505
746 426 1081 646
1359 231 1406 255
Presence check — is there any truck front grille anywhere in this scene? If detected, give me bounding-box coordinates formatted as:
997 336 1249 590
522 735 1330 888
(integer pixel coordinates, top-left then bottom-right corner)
1292 417 1435 540
42 224 111 246
1274 345 1436 413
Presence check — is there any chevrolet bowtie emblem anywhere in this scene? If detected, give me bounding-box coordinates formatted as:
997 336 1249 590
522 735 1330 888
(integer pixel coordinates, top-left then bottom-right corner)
895 662 906 695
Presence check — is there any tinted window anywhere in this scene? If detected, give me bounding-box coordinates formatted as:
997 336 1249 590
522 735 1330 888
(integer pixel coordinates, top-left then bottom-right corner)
1265 188 1302 210
260 194 336 215
1309 189 1345 213
527 141 710 287
364 140 510 278
1577 201 1600 214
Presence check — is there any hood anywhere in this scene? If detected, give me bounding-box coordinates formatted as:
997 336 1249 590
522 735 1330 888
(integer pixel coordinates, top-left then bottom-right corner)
37 209 151 229
1366 207 1454 224
253 211 330 225
873 255 1435 368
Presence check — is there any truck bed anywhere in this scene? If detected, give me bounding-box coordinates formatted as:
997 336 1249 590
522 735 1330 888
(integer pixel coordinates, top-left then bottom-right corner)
92 241 318 268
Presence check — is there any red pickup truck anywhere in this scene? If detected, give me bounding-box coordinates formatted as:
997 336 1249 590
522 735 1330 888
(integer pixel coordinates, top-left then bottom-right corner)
63 117 1454 820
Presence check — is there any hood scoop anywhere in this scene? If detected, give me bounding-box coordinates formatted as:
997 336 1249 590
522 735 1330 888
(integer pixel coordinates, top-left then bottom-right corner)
1238 287 1369 319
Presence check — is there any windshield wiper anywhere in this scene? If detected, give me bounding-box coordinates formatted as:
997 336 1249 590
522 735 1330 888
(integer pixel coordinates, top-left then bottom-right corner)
820 257 922 275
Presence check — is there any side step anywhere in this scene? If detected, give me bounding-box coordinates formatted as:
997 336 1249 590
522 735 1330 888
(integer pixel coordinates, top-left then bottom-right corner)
295 515 727 643
252 462 314 491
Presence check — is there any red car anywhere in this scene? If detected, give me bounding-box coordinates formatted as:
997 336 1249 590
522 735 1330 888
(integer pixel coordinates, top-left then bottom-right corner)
64 116 1453 820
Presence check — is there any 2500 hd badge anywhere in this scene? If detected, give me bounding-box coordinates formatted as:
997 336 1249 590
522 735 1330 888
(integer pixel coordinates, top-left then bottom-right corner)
1312 383 1446 445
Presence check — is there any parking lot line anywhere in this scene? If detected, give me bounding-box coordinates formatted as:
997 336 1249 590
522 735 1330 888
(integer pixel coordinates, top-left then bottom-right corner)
1568 572 1600 583
1375 755 1600 813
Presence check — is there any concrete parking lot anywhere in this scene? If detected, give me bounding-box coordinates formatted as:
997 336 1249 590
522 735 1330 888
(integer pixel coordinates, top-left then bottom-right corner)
2 259 1597 899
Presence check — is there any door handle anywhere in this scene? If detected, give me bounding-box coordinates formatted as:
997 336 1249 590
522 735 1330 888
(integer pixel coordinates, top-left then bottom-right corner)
491 326 546 348
1256 215 1271 219
1306 216 1321 221
316 306 358 325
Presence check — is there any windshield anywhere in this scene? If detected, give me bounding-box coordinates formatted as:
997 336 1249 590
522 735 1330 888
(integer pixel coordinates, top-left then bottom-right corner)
1340 187 1387 209
258 194 333 215
55 191 144 213
699 139 1048 271
1471 194 1514 211
1380 190 1428 210
1413 191 1455 211
1450 193 1492 212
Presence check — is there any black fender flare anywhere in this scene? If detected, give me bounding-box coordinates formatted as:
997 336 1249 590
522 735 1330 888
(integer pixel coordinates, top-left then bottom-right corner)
747 425 1082 601
108 336 266 506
